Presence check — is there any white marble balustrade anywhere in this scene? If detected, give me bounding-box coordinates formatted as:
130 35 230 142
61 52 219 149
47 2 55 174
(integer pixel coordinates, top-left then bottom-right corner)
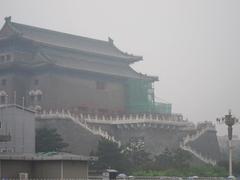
180 123 217 166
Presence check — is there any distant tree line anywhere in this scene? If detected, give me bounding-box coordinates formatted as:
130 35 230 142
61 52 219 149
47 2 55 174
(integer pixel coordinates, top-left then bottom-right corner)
90 138 194 175
89 138 240 177
35 129 240 177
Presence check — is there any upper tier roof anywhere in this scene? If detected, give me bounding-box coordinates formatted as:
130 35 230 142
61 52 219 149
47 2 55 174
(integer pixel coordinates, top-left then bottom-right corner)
36 47 158 80
0 17 142 63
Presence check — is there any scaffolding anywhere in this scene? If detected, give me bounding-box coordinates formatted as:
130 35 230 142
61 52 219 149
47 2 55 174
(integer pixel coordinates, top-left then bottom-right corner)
126 79 171 114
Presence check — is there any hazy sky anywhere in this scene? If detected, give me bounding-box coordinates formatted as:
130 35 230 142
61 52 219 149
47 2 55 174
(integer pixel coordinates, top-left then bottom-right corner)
1 0 240 135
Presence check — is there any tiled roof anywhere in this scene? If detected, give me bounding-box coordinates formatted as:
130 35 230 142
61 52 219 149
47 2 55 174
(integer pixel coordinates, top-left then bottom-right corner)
0 17 157 81
2 17 142 62
0 104 35 113
0 152 97 161
38 47 149 79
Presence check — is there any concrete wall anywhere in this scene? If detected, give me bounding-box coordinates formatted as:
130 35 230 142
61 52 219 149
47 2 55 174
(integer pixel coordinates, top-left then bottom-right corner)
0 160 88 179
62 161 88 178
33 160 88 178
0 106 35 154
33 161 60 178
0 160 32 178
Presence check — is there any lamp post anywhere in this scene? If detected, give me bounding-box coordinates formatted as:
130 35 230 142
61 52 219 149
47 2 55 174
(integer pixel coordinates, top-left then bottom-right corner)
217 110 238 176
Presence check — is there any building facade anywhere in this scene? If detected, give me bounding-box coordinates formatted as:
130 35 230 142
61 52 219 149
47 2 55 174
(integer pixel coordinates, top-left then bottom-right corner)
0 153 95 178
0 105 35 154
0 17 221 166
0 16 171 114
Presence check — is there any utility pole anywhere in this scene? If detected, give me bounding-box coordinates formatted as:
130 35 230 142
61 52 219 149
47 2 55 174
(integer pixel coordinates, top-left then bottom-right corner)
217 110 238 177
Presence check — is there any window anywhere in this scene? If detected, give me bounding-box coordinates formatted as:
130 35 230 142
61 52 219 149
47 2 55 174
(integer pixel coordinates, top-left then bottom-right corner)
34 79 39 85
0 54 11 62
1 79 7 86
96 81 106 90
0 56 5 63
37 94 42 101
7 148 14 153
0 148 7 153
0 148 13 153
30 95 35 103
6 54 11 61
0 96 6 104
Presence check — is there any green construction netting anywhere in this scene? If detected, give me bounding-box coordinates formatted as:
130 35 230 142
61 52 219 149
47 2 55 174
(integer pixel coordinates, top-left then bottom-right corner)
126 79 171 114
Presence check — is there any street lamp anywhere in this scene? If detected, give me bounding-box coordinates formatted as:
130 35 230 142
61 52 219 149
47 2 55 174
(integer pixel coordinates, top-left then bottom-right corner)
217 110 238 177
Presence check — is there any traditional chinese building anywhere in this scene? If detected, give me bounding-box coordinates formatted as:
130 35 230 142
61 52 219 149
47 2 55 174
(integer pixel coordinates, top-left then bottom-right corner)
0 16 171 114
0 17 221 166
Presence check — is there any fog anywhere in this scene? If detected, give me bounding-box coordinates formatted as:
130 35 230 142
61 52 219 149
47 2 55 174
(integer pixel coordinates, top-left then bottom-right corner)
1 0 240 135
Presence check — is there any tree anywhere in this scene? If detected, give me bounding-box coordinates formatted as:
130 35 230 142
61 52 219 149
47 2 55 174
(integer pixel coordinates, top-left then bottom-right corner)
154 148 174 169
36 127 68 152
154 148 192 170
123 139 152 171
172 148 192 168
90 138 130 172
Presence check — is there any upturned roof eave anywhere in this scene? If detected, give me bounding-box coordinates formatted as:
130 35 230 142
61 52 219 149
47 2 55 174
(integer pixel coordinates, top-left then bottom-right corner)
19 36 142 63
52 64 150 80
2 18 142 63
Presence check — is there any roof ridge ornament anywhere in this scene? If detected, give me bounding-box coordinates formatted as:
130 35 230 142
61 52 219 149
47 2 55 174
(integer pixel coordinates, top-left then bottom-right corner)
108 37 114 44
4 16 22 35
4 16 11 23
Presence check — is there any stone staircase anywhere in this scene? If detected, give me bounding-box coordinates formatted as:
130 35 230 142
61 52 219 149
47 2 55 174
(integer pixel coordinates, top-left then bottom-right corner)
180 123 217 166
36 109 193 146
36 109 217 165
36 110 121 146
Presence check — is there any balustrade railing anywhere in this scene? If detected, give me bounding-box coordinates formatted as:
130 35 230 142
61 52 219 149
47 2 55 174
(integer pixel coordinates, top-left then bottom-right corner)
180 122 216 166
180 144 216 166
37 109 121 146
37 108 186 125
37 109 216 165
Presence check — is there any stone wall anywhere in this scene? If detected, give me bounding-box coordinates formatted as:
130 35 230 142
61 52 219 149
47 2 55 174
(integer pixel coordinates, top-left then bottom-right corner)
37 117 191 156
188 129 221 161
0 68 127 112
36 118 101 155
32 71 126 112
36 117 221 165
89 123 188 155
